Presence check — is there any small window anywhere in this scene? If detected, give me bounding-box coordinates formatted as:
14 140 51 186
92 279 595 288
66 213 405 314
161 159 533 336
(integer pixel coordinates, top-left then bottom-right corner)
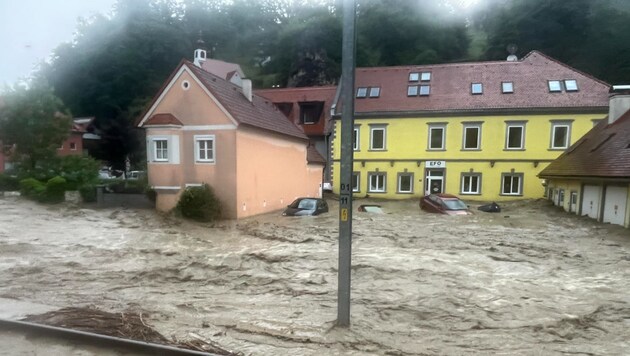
299 102 323 125
505 124 525 149
407 85 418 96
551 123 570 149
463 124 481 150
352 172 360 192
548 80 562 92
181 80 190 90
369 87 381 98
428 125 445 150
70 142 77 150
501 173 523 195
370 126 386 150
420 72 431 81
419 85 430 96
154 139 168 161
471 83 483 94
368 172 386 193
461 174 481 195
356 87 368 98
409 73 419 81
353 127 360 151
195 135 215 163
502 82 514 93
564 80 578 91
397 173 413 194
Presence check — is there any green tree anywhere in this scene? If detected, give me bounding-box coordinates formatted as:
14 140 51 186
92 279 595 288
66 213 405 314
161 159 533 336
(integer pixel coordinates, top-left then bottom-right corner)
0 84 72 170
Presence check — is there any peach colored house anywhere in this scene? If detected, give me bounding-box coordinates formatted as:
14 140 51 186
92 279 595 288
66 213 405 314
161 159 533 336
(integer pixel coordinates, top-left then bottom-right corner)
136 58 324 219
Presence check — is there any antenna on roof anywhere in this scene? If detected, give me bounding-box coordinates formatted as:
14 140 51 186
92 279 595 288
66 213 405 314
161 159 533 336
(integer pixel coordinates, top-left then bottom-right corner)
506 44 518 62
193 31 207 67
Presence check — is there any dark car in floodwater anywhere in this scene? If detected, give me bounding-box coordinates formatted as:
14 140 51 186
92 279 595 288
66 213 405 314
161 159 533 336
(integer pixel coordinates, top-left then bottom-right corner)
420 193 472 215
283 198 329 216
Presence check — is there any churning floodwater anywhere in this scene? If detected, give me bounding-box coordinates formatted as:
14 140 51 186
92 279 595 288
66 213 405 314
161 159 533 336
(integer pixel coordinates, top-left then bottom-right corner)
0 196 629 355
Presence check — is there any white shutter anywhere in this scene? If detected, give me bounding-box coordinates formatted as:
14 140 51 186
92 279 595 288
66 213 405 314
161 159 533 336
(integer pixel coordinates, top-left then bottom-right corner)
170 135 180 164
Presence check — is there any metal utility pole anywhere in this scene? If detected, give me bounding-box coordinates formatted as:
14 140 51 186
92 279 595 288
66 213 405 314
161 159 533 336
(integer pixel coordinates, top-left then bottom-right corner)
337 0 356 328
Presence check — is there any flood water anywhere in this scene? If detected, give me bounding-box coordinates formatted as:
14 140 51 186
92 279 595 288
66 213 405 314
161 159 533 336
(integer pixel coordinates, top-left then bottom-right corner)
1 196 629 355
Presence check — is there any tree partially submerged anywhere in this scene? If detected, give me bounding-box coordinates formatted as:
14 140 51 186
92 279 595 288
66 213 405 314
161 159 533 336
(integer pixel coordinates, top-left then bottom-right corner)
0 84 72 170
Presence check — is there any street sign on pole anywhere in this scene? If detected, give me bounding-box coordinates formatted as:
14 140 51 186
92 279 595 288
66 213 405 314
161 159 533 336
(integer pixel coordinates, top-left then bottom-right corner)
337 0 356 328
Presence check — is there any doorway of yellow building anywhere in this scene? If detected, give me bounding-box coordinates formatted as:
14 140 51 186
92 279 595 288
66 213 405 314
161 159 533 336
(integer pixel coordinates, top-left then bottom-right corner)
425 169 444 195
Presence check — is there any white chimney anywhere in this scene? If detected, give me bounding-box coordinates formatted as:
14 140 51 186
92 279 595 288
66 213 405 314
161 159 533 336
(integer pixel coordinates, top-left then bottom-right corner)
193 48 206 67
608 85 630 124
242 79 253 102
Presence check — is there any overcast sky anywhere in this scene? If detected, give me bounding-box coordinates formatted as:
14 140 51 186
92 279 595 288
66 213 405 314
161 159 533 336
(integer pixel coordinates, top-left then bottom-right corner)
0 0 117 87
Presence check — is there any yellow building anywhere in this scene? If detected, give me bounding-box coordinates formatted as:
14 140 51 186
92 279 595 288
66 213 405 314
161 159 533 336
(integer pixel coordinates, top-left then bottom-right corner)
331 51 610 201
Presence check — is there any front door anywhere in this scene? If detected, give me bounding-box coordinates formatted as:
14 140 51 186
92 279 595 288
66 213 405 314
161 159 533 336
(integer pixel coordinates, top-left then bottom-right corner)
425 169 444 195
569 191 578 213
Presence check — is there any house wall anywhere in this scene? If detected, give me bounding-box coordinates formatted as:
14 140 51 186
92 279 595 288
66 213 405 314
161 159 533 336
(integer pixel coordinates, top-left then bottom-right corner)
546 178 630 228
57 132 84 156
332 113 605 200
235 127 322 218
545 179 583 212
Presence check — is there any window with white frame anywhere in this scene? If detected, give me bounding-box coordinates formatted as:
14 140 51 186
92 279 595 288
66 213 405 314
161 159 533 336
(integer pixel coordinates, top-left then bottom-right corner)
195 135 215 162
407 85 418 96
471 83 483 94
369 87 381 98
419 85 430 96
463 123 481 150
501 173 523 195
502 82 514 93
154 139 168 161
368 172 386 193
505 123 525 149
370 125 386 150
420 72 431 81
70 142 77 150
409 72 419 81
397 173 413 193
551 122 571 149
353 126 360 151
461 173 481 194
356 87 368 98
428 124 446 150
352 172 360 192
564 80 578 91
548 80 562 92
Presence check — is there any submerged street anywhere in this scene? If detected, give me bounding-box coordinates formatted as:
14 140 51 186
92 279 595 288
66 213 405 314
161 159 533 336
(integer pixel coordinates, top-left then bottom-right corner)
0 196 629 355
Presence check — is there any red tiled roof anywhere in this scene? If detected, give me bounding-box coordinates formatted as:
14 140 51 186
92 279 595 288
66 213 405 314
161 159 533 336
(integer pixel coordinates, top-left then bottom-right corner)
343 51 610 115
256 86 337 136
144 113 183 126
306 145 326 165
186 62 308 140
539 111 630 178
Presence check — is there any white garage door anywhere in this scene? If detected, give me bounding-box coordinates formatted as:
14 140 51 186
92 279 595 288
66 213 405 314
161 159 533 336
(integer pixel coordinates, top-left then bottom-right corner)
603 186 628 226
581 185 601 220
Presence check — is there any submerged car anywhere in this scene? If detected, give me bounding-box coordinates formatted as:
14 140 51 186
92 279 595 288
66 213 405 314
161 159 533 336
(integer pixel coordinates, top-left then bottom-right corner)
420 193 472 215
283 198 329 216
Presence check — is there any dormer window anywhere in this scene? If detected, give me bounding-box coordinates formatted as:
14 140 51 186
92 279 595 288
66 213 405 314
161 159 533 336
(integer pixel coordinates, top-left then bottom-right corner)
420 72 431 81
548 80 562 92
356 87 368 98
369 87 381 98
564 80 578 91
471 83 483 95
299 102 324 125
407 85 419 96
409 73 419 81
419 85 430 96
502 82 514 93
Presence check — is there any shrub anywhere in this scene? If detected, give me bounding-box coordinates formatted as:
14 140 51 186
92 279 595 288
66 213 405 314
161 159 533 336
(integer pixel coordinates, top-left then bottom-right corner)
176 184 222 222
43 176 67 203
0 174 20 191
19 178 46 199
79 184 97 203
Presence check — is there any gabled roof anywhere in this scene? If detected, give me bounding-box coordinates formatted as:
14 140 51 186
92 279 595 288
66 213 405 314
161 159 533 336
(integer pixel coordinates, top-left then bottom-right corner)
340 51 610 116
539 111 630 178
137 60 307 141
201 58 245 81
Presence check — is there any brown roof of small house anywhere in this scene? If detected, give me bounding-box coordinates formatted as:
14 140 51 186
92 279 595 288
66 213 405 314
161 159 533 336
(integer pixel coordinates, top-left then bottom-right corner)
144 113 183 126
539 111 630 178
306 145 326 165
339 51 610 116
185 62 308 140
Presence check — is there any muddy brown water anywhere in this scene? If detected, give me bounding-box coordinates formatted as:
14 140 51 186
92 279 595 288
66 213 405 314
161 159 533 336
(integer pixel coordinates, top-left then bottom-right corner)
0 196 629 355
